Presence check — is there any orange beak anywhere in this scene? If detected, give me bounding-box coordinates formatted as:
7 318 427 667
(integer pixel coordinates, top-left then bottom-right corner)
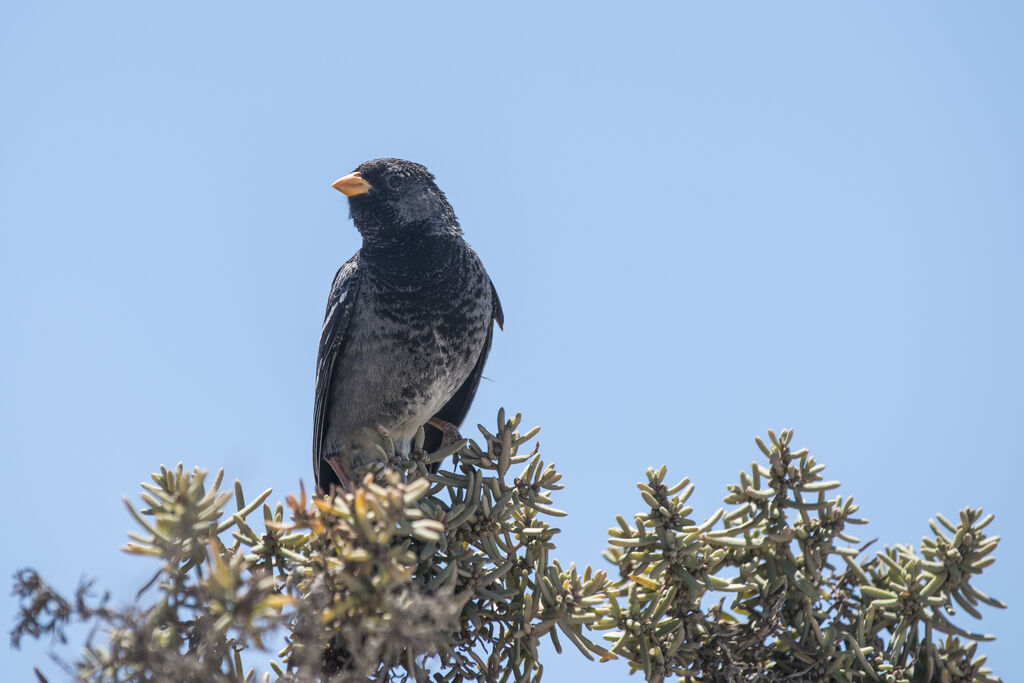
331 172 372 197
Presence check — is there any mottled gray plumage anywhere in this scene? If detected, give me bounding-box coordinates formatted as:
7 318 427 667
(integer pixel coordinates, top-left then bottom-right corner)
313 158 503 492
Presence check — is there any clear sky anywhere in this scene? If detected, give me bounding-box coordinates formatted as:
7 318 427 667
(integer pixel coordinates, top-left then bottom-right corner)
2 2 1021 679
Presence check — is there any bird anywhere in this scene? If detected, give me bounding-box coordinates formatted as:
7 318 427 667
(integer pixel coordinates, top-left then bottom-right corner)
313 158 503 493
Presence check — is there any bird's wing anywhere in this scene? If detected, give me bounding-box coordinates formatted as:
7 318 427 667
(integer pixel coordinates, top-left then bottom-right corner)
425 278 504 454
491 279 504 330
312 254 361 489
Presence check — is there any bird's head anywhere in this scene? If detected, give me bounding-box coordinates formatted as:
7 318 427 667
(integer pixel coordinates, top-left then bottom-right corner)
332 158 460 243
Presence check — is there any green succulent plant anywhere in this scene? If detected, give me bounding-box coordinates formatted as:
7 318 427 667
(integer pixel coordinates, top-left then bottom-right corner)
12 412 1003 682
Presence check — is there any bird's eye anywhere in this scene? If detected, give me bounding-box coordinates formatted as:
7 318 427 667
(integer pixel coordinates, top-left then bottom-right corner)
385 174 404 191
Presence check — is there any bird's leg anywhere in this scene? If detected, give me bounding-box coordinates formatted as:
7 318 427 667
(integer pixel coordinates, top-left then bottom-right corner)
409 418 463 469
325 455 353 493
407 426 429 466
427 416 463 448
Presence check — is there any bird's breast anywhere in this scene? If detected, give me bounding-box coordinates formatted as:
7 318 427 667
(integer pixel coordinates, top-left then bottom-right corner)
327 259 492 449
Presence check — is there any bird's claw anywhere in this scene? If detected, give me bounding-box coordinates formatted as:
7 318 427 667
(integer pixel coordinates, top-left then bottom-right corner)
428 416 463 448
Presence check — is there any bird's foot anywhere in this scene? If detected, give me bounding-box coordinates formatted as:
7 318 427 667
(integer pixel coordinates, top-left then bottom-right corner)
408 446 429 467
428 416 462 448
406 425 433 468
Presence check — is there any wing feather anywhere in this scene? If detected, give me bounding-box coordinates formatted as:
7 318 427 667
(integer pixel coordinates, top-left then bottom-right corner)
312 254 361 489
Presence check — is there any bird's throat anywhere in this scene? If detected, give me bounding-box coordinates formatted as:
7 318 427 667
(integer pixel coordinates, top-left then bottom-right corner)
360 229 462 274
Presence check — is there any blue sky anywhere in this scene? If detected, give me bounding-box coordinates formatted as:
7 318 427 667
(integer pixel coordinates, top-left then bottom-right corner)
2 2 1021 679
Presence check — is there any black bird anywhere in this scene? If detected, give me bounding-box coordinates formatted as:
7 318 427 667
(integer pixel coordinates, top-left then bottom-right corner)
313 158 503 492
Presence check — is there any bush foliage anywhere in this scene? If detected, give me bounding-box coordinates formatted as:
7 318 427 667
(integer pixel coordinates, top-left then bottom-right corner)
12 410 1004 682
